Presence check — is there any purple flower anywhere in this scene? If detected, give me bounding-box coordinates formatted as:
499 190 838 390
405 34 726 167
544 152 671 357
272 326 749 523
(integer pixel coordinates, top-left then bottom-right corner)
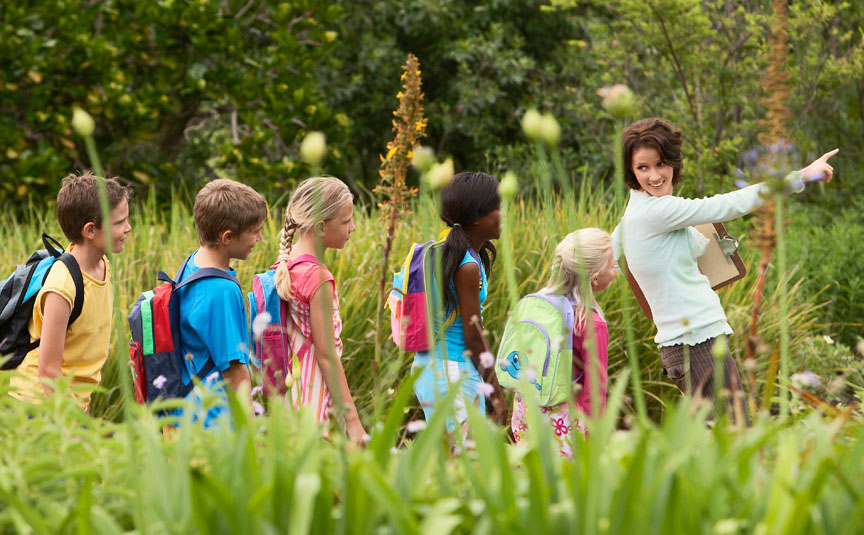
477 382 494 398
791 371 821 389
252 401 265 415
479 351 494 369
152 375 167 389
742 149 760 165
734 179 750 189
251 385 263 397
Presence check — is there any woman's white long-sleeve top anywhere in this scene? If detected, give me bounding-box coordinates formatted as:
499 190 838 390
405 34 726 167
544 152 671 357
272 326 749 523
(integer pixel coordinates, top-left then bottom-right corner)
612 184 770 346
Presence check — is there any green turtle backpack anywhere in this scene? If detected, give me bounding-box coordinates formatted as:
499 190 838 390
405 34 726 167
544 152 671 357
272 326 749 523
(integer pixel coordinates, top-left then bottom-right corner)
495 292 576 406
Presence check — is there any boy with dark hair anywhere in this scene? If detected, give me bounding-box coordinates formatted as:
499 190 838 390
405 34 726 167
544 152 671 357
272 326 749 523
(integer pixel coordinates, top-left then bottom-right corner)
177 178 267 426
10 171 132 411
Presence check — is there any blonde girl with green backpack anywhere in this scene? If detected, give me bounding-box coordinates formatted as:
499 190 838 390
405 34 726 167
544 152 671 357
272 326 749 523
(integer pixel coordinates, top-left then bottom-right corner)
507 228 616 459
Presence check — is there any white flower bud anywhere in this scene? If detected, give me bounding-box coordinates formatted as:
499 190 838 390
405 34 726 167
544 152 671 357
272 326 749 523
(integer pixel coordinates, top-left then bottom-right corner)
521 108 544 140
300 131 327 164
539 112 561 146
498 171 518 199
597 84 636 119
406 419 427 433
412 145 436 172
71 107 95 137
251 311 272 341
425 157 454 190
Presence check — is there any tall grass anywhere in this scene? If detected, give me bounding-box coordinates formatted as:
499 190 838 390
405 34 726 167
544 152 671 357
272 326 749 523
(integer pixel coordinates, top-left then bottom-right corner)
0 176 831 422
1 366 863 533
1 165 862 532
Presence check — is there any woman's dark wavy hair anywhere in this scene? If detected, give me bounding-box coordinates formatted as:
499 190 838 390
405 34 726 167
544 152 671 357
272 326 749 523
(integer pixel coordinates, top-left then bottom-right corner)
438 171 499 312
622 118 684 190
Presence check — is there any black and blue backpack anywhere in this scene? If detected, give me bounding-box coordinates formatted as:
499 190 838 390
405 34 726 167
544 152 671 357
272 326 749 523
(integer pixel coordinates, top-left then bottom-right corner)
0 234 84 370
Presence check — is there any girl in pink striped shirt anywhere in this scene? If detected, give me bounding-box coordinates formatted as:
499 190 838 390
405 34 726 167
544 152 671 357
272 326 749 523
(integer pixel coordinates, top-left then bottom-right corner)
511 228 616 458
272 176 366 444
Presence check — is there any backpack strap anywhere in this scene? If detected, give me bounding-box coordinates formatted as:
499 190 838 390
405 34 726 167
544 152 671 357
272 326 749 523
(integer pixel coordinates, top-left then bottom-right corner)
161 254 242 290
41 233 65 258
172 254 195 282
175 267 241 290
421 242 460 343
163 254 242 388
39 234 85 327
56 253 85 326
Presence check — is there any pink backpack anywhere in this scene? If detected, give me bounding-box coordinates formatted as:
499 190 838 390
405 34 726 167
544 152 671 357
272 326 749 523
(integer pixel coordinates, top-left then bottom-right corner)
388 238 458 351
248 256 318 395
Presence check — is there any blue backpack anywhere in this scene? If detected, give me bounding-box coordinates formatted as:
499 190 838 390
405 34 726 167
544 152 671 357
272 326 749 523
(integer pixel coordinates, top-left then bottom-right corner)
127 254 241 404
0 234 84 370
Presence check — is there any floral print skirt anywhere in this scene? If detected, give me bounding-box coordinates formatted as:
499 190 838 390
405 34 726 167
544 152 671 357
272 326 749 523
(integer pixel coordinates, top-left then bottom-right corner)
511 394 586 459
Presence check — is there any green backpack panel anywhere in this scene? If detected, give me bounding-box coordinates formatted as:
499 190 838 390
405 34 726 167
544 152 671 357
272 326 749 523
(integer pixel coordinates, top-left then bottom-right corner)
495 293 575 406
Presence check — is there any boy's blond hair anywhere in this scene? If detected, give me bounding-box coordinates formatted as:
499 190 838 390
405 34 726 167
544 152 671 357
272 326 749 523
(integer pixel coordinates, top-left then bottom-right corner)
273 176 353 300
542 228 612 326
57 170 131 243
193 179 268 247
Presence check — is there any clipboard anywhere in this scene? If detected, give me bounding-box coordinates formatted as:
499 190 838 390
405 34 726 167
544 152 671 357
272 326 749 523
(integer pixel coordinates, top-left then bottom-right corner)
624 222 747 319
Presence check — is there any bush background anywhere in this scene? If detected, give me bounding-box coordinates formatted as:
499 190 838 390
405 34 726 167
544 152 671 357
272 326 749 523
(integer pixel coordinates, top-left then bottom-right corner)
2 0 863 413
3 0 863 200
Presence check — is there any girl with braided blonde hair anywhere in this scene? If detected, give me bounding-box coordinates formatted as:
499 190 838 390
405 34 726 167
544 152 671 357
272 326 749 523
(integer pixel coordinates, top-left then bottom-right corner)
511 228 616 458
272 176 366 443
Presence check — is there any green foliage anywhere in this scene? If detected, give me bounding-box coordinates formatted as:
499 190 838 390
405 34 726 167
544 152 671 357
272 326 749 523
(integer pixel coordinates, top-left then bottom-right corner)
3 1 863 204
2 372 864 533
319 0 864 196
546 0 864 196
783 182 864 347
0 0 347 204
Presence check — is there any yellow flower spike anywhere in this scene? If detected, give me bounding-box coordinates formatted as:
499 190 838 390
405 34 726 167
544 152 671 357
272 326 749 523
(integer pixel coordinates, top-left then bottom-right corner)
406 150 414 159
401 71 407 80
397 91 404 99
386 146 398 159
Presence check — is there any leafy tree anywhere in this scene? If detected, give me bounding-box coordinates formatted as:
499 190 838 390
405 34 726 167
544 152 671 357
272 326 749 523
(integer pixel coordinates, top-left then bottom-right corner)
549 0 864 195
0 0 347 204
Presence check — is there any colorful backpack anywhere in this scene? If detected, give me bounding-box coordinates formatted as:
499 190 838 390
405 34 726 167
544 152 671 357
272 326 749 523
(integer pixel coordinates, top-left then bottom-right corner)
388 238 458 352
0 234 84 370
127 254 241 404
247 256 316 395
495 293 576 406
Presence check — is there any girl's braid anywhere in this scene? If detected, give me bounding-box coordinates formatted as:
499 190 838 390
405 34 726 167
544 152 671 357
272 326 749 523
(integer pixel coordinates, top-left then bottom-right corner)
278 208 298 261
274 207 300 300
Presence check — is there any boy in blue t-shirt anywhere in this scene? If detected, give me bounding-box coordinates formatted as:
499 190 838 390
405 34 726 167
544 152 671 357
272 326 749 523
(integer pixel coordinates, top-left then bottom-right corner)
176 179 267 427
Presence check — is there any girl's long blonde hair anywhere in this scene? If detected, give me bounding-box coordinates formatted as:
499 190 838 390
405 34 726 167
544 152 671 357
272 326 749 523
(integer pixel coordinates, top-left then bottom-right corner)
541 228 613 325
273 176 353 300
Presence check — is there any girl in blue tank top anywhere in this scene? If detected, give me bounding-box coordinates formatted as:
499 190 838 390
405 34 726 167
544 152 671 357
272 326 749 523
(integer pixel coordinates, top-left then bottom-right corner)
413 172 508 433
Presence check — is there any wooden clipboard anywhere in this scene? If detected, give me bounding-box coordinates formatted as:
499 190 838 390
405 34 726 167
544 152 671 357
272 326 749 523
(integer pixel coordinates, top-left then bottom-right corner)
624 222 747 319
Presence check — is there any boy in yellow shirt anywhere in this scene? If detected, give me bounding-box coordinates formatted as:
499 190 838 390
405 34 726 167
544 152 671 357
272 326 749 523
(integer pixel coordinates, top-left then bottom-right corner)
10 171 132 411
